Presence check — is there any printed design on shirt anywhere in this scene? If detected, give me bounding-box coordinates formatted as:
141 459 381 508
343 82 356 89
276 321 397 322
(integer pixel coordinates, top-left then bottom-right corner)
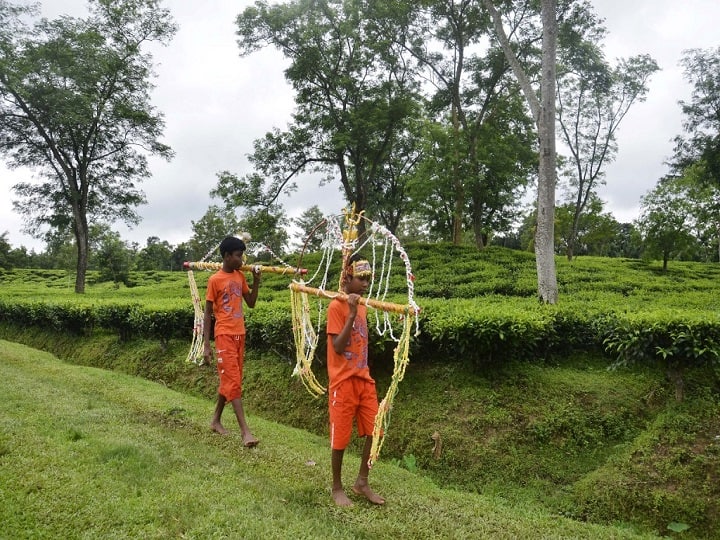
220 281 245 320
343 317 368 369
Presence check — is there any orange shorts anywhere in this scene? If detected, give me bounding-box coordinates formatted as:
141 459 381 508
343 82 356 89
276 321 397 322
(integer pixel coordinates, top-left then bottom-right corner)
215 334 245 401
329 377 378 450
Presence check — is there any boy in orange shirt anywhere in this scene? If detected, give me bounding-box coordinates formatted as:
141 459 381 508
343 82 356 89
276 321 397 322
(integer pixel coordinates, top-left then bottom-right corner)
326 254 385 506
203 236 261 447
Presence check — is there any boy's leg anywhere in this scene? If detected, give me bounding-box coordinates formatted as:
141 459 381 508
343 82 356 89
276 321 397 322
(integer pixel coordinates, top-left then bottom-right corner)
229 397 258 447
229 335 257 447
351 436 385 505
210 394 229 434
211 334 235 434
351 380 385 505
329 380 355 506
213 335 258 446
331 448 352 506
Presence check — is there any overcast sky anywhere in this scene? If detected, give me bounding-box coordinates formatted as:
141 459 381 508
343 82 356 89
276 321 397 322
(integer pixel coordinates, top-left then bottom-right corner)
1 0 718 252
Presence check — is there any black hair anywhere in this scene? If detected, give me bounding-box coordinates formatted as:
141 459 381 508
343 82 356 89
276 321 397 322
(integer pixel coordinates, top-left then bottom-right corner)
219 236 246 257
346 252 365 266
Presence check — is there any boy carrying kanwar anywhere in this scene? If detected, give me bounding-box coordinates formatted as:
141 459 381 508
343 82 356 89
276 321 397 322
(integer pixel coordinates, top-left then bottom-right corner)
326 254 385 506
203 235 261 448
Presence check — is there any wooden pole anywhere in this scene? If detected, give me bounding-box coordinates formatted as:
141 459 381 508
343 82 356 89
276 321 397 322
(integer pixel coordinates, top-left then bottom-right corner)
289 282 413 315
183 261 307 275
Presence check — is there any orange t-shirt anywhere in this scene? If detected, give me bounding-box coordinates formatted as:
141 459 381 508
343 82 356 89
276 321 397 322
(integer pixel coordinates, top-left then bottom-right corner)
326 298 373 390
205 269 250 336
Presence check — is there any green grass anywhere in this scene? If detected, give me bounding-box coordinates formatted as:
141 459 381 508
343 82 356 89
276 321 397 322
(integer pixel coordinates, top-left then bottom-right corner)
0 339 658 539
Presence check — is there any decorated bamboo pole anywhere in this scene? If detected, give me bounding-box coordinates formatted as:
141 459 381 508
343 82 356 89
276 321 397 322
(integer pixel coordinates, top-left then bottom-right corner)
289 282 414 315
183 261 307 275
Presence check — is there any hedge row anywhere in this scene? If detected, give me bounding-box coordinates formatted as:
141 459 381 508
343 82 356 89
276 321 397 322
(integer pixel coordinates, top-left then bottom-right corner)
0 299 193 344
2 297 719 373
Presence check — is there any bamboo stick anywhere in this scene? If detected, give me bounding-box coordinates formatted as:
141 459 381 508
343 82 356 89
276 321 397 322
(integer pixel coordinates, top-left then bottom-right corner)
289 282 413 315
183 261 307 275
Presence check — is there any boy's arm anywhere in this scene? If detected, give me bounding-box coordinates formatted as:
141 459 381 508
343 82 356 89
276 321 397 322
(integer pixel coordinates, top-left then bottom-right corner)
331 294 359 354
243 267 261 308
203 300 214 363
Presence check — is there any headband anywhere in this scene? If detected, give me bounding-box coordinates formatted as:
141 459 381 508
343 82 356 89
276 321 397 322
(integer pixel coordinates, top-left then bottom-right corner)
348 259 372 277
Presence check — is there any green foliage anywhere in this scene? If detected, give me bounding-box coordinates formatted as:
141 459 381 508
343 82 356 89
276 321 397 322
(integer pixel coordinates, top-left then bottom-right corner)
291 205 326 252
419 297 555 362
570 387 720 536
667 522 691 533
602 312 720 371
637 177 699 269
671 47 720 185
187 205 242 261
391 454 418 473
2 246 720 379
235 0 423 230
135 236 174 271
92 228 134 285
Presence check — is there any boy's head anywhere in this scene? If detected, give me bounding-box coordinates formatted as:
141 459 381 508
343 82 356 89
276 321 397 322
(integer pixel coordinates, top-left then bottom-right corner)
219 236 246 258
344 253 372 287
347 258 372 279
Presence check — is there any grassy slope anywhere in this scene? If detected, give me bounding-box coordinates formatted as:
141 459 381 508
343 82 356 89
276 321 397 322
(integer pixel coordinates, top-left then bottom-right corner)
0 340 656 540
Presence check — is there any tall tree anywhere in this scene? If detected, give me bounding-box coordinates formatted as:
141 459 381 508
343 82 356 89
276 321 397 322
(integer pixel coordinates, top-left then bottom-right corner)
210 171 289 258
0 232 13 269
136 236 174 271
607 222 642 259
557 48 659 260
91 227 134 286
238 207 290 259
234 0 421 234
0 0 176 293
483 0 559 303
664 48 720 262
398 0 488 244
389 0 537 246
671 47 720 186
673 161 720 262
554 196 620 257
637 177 697 271
291 205 326 253
188 205 243 262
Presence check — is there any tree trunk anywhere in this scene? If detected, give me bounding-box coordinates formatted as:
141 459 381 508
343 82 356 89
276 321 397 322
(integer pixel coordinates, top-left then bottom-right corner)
484 0 558 303
451 101 464 245
567 205 582 261
74 218 88 294
473 218 486 249
535 0 559 303
566 242 574 261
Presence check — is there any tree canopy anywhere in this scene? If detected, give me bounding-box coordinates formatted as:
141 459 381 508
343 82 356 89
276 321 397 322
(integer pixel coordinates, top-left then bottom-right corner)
671 47 720 187
0 0 176 292
234 0 421 235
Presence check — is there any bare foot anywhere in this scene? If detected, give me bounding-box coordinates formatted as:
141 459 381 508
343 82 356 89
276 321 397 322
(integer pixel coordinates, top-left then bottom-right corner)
332 488 353 507
352 483 385 505
210 421 229 435
242 432 259 447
